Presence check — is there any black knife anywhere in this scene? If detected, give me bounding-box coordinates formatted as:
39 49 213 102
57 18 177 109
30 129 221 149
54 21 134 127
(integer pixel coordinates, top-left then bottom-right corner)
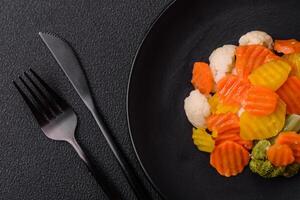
39 32 152 200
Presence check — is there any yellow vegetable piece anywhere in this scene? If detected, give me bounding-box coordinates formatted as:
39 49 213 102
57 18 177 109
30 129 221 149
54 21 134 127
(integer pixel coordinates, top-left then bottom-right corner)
240 99 286 140
208 94 219 114
208 94 239 114
248 60 291 91
212 130 218 138
216 103 239 114
283 53 300 78
192 128 215 153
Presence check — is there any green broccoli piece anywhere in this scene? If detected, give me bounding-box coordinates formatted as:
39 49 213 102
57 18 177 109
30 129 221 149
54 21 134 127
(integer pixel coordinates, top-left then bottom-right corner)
283 163 300 177
250 140 286 178
249 159 285 178
268 165 286 178
251 140 271 160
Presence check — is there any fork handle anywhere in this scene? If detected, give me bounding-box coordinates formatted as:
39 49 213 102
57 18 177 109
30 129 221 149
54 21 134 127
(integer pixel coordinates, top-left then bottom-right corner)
68 137 121 200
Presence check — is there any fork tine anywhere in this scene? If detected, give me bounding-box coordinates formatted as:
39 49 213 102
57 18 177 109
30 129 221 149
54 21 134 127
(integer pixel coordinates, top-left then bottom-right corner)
30 69 69 110
19 76 54 119
24 71 61 115
13 81 48 126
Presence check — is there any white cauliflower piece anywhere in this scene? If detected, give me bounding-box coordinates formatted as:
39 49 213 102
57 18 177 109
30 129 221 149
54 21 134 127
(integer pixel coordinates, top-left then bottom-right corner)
184 90 211 128
209 45 236 83
239 30 273 49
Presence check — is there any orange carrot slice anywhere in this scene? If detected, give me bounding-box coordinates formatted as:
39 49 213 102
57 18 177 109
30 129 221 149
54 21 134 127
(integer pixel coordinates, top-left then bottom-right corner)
206 113 240 134
276 132 300 163
210 141 250 177
235 45 279 79
267 143 295 167
191 62 214 95
274 39 300 54
243 86 278 116
214 132 253 150
277 76 300 114
282 53 300 78
216 75 251 106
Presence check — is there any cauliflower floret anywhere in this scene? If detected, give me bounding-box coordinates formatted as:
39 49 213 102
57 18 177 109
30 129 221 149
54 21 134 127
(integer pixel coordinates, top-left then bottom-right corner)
184 90 211 128
209 45 236 83
239 30 273 49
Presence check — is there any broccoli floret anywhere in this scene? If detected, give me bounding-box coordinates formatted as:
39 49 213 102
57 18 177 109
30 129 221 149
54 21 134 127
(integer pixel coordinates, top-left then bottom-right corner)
283 163 300 177
250 137 300 178
249 159 271 177
250 140 286 178
268 165 285 178
251 140 271 160
249 159 285 178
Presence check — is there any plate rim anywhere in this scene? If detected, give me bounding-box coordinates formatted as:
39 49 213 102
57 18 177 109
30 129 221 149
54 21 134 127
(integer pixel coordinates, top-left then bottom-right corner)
126 0 177 199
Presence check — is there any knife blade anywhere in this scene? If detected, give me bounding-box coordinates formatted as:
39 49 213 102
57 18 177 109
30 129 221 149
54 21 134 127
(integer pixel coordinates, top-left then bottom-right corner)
39 32 152 200
38 32 94 108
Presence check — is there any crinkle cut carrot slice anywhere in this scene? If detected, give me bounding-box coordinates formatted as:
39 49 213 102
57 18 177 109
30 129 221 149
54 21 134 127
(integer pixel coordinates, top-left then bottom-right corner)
276 132 300 163
277 76 300 114
282 53 300 78
214 131 253 150
243 86 278 116
267 143 295 167
206 113 240 134
236 45 279 79
217 75 251 106
210 141 250 177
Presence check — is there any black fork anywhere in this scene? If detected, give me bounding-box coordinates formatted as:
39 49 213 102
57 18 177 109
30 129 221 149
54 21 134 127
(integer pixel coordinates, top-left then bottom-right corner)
13 69 121 200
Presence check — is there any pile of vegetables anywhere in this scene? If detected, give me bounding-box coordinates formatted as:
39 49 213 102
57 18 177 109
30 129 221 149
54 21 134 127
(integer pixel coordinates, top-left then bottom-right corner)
184 30 300 177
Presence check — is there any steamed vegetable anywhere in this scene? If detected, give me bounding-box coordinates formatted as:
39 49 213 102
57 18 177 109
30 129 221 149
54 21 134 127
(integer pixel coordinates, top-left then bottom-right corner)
235 45 278 79
240 99 286 140
191 62 214 95
209 45 237 82
276 132 300 163
277 76 300 114
206 113 240 135
283 163 300 177
267 144 295 167
214 132 253 150
208 94 240 114
208 94 219 114
217 75 251 106
282 53 300 78
242 86 278 116
251 140 271 160
274 39 300 54
248 60 291 91
284 114 300 132
192 128 215 153
185 31 300 178
210 141 250 177
250 140 285 178
184 90 211 128
250 160 285 178
239 31 273 49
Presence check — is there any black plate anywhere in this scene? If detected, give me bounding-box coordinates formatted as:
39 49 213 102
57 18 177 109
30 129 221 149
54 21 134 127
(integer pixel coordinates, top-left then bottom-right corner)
127 0 300 199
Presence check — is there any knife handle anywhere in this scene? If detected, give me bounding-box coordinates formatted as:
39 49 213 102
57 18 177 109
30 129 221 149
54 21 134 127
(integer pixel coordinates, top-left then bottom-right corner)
68 137 122 200
89 106 152 200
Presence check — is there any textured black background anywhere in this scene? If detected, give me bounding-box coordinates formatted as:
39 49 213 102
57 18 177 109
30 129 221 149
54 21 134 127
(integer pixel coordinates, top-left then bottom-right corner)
0 0 171 199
